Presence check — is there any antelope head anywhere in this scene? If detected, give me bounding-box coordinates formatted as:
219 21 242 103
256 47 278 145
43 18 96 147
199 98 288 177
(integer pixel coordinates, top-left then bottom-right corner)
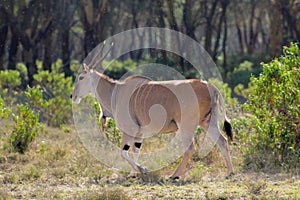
71 41 113 104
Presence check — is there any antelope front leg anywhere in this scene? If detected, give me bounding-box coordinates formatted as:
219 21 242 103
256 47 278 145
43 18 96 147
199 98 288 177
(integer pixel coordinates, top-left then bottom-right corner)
171 142 195 179
121 133 147 174
128 138 143 177
216 134 234 177
100 117 107 132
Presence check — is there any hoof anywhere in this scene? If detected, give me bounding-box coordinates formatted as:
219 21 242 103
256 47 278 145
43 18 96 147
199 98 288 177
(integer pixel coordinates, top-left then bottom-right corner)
137 165 148 174
127 172 138 178
170 176 180 180
225 172 234 179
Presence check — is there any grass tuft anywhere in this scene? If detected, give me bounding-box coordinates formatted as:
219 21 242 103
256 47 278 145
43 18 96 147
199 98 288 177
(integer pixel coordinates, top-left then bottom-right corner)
75 188 131 200
0 125 299 199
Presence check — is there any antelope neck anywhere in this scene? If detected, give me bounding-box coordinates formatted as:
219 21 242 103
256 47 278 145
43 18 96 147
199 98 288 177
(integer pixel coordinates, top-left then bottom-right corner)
91 71 116 117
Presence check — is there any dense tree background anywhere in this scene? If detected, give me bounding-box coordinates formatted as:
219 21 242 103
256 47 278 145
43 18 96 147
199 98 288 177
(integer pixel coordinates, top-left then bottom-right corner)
0 0 299 85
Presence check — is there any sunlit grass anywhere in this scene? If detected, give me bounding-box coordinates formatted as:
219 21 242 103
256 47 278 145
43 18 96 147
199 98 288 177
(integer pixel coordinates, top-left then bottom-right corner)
0 125 299 199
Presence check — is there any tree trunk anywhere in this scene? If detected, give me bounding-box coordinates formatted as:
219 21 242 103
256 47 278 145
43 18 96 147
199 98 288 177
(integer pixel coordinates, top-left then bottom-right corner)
204 0 219 55
281 2 300 43
156 0 166 28
8 31 18 70
183 0 196 40
62 30 72 77
80 0 95 56
221 0 229 70
234 3 244 54
24 49 37 86
42 1 56 71
0 20 8 69
43 35 52 71
212 12 223 62
165 0 179 31
235 24 244 54
247 0 258 54
155 0 167 62
80 0 108 56
269 0 283 58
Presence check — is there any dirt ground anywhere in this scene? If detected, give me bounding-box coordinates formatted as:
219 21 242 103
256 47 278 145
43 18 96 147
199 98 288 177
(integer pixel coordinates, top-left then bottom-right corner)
0 126 299 199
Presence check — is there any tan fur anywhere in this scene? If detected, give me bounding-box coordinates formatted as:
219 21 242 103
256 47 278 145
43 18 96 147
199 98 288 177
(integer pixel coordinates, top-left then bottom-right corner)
71 44 233 178
71 42 233 178
129 79 211 133
72 68 234 178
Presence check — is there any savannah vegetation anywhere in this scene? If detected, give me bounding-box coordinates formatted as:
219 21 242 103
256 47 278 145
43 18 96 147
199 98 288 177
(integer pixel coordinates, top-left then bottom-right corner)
0 0 300 199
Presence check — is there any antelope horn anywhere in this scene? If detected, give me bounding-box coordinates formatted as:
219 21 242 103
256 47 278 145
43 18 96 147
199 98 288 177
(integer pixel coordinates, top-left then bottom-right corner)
89 40 106 70
91 41 114 70
83 63 89 72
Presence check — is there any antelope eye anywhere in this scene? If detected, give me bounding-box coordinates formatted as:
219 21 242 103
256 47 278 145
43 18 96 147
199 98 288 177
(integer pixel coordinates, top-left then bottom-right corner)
79 76 84 80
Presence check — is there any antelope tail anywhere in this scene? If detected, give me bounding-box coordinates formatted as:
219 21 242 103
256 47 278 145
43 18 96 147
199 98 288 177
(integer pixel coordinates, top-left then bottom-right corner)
210 85 233 142
224 117 233 141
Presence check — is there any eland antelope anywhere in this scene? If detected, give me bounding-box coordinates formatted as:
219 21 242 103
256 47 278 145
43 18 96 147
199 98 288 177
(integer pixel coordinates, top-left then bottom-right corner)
71 44 234 179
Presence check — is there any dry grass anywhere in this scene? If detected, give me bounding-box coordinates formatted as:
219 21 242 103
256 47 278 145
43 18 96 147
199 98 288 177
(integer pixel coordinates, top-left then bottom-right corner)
0 125 299 199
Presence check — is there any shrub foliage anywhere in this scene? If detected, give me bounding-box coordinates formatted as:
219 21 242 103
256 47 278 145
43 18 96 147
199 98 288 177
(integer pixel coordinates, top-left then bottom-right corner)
33 60 73 126
0 87 43 154
243 43 300 169
1 46 299 170
10 104 42 154
0 60 73 153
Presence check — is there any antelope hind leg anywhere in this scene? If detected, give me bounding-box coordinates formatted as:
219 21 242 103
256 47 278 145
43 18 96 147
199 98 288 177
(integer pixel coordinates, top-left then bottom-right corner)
171 142 195 179
216 134 234 177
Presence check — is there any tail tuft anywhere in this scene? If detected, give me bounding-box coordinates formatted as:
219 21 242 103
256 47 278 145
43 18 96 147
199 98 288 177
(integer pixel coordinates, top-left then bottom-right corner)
224 119 233 141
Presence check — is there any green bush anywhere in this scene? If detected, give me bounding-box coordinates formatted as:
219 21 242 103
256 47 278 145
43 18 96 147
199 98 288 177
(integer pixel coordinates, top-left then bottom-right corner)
1 60 72 131
16 62 29 89
33 59 73 126
0 96 11 120
0 70 22 105
229 60 253 89
105 118 122 147
93 100 122 147
25 85 48 111
0 96 11 142
9 103 43 154
24 85 52 125
2 86 45 154
242 43 300 169
225 53 269 76
103 59 137 79
0 87 42 153
0 70 21 89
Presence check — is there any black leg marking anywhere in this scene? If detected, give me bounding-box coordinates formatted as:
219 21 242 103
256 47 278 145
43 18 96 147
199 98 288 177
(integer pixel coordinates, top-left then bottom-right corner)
123 144 130 151
170 176 180 182
137 165 148 174
134 142 142 149
224 120 233 141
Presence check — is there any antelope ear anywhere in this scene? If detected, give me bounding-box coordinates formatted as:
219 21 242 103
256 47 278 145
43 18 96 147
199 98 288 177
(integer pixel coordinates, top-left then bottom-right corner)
83 63 89 72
